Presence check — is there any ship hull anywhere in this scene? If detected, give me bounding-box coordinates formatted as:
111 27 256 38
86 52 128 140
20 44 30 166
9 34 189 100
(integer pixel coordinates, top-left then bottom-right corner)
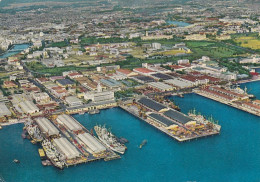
94 126 126 155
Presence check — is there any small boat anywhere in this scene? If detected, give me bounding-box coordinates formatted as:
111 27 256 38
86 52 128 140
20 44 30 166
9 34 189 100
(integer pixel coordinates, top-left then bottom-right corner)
0 125 2 130
139 140 147 149
38 149 46 160
13 159 20 163
79 111 85 115
42 160 52 166
89 109 100 115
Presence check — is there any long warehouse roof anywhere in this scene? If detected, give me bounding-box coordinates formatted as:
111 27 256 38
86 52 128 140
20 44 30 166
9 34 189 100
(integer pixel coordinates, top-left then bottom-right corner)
78 133 106 154
0 102 11 117
138 97 167 112
57 114 82 131
148 113 176 127
35 117 59 136
53 137 81 159
164 109 193 124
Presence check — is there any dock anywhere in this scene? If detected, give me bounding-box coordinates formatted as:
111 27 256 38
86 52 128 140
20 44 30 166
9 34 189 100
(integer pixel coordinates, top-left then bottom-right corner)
120 101 220 143
24 114 121 170
194 89 260 117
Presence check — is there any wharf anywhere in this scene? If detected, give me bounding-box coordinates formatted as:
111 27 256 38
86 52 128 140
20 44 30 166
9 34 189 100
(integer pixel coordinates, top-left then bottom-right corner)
119 105 219 142
236 77 260 84
194 90 260 117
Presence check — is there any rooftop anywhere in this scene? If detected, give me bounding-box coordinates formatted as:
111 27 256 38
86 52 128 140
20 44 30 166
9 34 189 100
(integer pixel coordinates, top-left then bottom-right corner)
138 97 167 112
164 109 193 124
148 113 176 127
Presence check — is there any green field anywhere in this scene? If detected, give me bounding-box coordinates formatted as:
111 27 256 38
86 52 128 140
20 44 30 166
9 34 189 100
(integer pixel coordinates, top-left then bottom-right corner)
26 61 91 76
185 41 247 58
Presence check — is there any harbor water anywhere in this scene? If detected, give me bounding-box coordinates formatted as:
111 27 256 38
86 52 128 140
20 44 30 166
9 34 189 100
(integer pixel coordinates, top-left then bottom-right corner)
0 82 260 182
166 20 191 27
0 44 30 58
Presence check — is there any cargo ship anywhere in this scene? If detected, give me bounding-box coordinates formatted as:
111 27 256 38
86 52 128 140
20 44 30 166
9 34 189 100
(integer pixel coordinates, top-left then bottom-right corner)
42 139 65 169
94 125 126 154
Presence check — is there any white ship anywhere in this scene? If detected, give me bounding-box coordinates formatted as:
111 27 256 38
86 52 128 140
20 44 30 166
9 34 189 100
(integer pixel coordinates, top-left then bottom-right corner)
94 125 126 154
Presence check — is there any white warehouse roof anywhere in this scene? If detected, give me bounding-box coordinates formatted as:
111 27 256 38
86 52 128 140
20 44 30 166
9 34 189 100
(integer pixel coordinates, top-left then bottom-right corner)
77 133 106 154
19 100 39 114
164 78 193 88
148 82 174 91
57 114 82 131
35 117 59 136
53 137 81 159
0 102 11 117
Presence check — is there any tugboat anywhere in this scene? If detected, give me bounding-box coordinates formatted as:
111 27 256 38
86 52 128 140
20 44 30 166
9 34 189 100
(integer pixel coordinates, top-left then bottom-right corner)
94 125 127 154
139 140 147 149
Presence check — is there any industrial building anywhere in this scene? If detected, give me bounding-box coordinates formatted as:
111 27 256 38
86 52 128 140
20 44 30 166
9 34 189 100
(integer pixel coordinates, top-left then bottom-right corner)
100 79 122 89
138 97 168 112
164 78 193 89
19 100 40 114
0 102 11 118
132 76 155 83
147 113 176 127
31 92 50 103
56 79 75 87
57 114 82 132
53 137 81 159
82 90 115 103
77 133 106 154
164 109 193 125
147 82 174 92
65 96 83 107
35 117 59 137
151 73 172 80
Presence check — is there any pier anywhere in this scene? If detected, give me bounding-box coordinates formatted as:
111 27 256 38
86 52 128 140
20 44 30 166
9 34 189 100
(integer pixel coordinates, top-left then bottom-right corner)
194 89 260 117
119 98 220 143
23 114 121 169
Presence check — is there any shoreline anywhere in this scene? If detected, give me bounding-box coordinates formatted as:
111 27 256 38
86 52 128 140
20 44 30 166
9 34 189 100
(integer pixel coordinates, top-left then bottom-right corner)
119 105 220 142
237 77 260 84
194 91 260 117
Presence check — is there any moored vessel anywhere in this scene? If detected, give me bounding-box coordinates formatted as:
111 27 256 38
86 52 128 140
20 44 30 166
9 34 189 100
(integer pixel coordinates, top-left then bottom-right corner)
94 125 126 154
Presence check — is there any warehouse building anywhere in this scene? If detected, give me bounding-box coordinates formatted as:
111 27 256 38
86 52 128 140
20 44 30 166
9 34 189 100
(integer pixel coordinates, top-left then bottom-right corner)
138 97 168 112
147 82 174 92
100 79 122 89
19 100 40 114
151 73 172 80
132 75 155 84
0 102 11 118
56 79 75 87
77 133 106 154
147 113 177 127
164 78 193 89
35 117 59 137
65 96 83 107
57 114 82 132
164 109 193 125
53 137 81 159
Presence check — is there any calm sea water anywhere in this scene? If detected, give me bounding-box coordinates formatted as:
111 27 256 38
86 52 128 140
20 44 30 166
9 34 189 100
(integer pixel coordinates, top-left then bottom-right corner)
0 44 30 58
0 82 260 182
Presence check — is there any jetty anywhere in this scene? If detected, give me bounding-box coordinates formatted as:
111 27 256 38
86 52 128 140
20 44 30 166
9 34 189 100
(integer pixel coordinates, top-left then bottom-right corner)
194 87 260 117
24 114 121 170
120 97 221 142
